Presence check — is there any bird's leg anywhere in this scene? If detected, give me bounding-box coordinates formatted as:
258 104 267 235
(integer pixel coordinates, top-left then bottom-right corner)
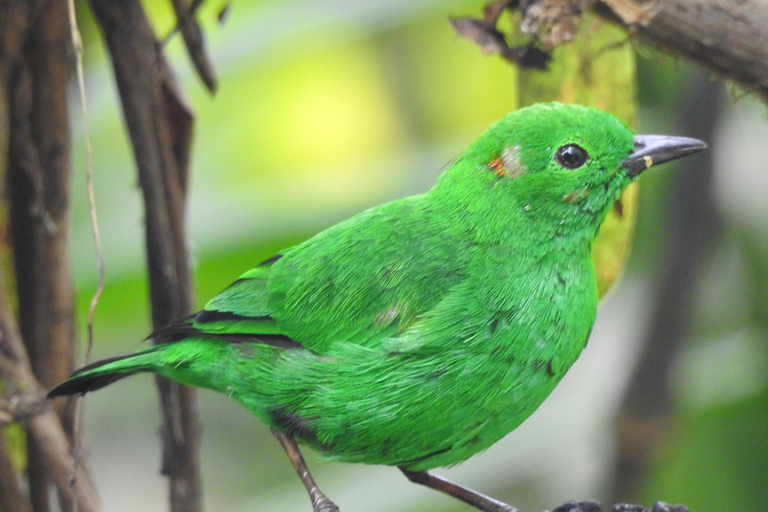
399 467 518 512
272 430 340 512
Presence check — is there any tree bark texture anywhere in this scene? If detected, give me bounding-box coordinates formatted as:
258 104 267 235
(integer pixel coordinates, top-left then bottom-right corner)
87 1 201 511
1 1 99 512
597 0 768 102
7 1 78 509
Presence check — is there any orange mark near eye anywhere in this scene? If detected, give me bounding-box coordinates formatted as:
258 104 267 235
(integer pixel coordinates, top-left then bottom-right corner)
488 158 505 177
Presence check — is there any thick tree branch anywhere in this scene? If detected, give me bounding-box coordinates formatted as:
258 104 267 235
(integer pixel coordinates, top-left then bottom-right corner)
457 0 768 101
8 2 79 509
87 1 201 511
596 0 768 102
1 2 100 512
0 431 30 512
0 5 35 512
0 271 100 512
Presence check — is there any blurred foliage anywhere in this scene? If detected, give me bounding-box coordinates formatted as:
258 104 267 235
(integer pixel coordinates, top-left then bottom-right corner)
644 389 768 511
631 49 768 512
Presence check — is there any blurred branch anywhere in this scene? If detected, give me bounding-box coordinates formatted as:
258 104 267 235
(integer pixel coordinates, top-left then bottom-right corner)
0 5 37 512
553 499 688 512
7 2 80 509
609 70 722 502
0 255 100 512
0 431 30 512
86 1 201 511
8 0 76 394
595 0 768 102
67 0 105 366
455 0 768 102
168 0 217 92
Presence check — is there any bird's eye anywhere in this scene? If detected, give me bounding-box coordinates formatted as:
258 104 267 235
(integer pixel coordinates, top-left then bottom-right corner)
555 144 589 169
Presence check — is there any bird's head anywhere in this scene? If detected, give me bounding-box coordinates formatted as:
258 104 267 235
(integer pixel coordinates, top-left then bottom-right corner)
431 102 706 241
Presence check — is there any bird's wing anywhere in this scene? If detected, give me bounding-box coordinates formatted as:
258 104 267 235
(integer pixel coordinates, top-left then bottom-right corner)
147 255 305 349
151 196 472 354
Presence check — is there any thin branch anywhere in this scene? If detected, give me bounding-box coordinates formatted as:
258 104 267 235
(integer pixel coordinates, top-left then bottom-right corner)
66 2 104 511
67 0 103 367
167 0 217 92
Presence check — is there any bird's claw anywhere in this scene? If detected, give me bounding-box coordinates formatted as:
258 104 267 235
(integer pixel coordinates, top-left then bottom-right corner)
312 495 340 512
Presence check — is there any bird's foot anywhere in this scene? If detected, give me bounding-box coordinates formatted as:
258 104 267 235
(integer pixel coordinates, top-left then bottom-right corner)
551 500 689 512
310 489 340 512
272 431 340 512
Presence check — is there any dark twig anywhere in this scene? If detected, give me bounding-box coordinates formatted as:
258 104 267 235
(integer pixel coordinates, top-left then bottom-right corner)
86 1 201 511
168 0 217 92
401 468 519 512
450 2 553 71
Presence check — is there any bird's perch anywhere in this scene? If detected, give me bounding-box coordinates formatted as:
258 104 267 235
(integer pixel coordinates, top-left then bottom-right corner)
87 0 201 511
597 0 768 102
456 0 768 103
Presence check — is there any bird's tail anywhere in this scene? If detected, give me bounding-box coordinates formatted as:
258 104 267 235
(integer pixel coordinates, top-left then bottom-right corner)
47 346 167 398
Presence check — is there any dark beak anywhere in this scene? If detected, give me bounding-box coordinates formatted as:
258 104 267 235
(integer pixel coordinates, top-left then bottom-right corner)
621 134 707 178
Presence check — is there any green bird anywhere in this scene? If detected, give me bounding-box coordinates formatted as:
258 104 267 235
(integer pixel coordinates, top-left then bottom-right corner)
49 103 705 512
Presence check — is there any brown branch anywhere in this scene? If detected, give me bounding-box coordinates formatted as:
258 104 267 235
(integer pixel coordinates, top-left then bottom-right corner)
0 5 35 512
595 0 768 102
86 1 202 511
8 0 76 393
168 0 217 92
0 431 30 512
0 265 100 512
457 1 768 102
7 2 80 509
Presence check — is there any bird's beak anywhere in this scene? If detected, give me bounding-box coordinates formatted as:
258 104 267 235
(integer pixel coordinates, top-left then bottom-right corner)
621 134 707 178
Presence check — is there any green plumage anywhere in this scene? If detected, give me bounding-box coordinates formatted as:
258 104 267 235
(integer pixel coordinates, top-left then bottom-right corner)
49 103 705 498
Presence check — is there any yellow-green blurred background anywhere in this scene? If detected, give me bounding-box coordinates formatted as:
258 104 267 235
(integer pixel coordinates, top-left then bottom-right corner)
66 1 768 511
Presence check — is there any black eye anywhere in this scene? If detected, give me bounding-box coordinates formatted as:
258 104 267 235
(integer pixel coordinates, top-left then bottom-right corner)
555 144 589 169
